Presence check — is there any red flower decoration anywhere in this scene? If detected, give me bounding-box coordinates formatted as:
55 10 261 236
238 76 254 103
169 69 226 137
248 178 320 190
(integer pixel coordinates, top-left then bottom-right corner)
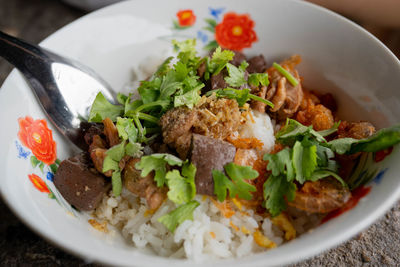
176 9 196 27
28 174 50 193
215 12 258 51
18 116 57 165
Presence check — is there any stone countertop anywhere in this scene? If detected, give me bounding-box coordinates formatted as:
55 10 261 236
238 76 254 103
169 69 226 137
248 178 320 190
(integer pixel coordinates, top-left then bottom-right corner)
0 0 399 266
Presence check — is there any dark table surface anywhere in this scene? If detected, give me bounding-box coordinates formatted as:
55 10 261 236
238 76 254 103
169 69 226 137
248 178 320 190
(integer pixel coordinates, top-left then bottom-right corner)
1 0 400 266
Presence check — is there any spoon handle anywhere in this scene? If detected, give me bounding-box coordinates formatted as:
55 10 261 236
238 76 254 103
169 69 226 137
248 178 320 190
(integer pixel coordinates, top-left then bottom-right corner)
0 31 56 79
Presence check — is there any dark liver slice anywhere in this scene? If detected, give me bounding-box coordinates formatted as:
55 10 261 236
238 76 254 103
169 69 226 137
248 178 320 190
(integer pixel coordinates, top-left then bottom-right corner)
190 134 236 196
247 55 267 73
53 153 111 211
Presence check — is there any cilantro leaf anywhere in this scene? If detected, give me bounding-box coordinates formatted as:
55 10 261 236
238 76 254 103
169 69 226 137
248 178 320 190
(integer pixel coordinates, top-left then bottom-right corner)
159 70 182 100
165 163 196 205
212 170 235 202
111 170 122 197
125 142 143 158
172 39 197 59
207 47 234 76
292 139 317 184
172 39 201 71
224 63 247 87
224 163 259 200
138 78 162 104
102 156 119 173
326 138 355 154
248 73 270 87
316 144 337 172
276 119 326 145
103 142 126 173
117 93 128 105
263 175 296 217
88 92 124 122
328 124 400 154
153 56 173 78
263 148 294 181
101 142 127 197
106 142 126 161
135 153 184 187
212 163 258 202
309 169 347 188
174 61 190 81
174 84 203 109
157 200 200 232
116 117 138 143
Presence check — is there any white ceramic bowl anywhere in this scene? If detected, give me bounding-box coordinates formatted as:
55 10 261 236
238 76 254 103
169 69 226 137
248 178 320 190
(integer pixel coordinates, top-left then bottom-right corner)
1 0 399 266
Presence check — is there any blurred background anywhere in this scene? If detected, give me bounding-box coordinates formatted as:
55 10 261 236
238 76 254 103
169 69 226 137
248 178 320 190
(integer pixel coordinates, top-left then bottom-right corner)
0 0 399 266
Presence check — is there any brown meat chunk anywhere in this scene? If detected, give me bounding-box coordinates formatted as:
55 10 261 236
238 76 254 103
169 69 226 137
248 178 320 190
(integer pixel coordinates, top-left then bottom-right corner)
159 97 241 158
123 158 167 210
247 55 267 73
266 55 304 120
88 135 112 177
159 107 197 158
211 70 228 90
288 178 351 213
299 90 320 110
197 61 206 78
53 153 111 211
296 104 334 131
83 123 104 145
337 121 376 139
250 85 268 112
230 50 246 66
190 134 236 196
103 117 120 147
270 77 287 112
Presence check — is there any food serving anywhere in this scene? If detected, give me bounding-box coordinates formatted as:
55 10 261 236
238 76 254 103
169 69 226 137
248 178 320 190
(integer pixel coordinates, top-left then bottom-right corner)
48 39 400 260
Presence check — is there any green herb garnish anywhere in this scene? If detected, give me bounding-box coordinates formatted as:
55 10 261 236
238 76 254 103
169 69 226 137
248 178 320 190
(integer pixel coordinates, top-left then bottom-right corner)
158 200 200 232
248 73 270 87
328 124 400 154
166 162 197 205
212 162 259 202
272 62 299 87
135 153 184 187
224 62 248 87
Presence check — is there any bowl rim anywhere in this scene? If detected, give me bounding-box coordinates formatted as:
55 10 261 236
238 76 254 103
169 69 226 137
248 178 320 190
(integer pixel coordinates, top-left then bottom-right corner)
1 0 400 266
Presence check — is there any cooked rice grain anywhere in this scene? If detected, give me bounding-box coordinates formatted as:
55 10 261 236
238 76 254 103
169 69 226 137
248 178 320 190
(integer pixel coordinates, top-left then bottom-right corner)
94 191 290 261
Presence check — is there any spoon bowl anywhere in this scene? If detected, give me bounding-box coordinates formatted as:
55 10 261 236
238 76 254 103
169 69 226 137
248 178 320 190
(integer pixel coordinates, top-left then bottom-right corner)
0 31 116 150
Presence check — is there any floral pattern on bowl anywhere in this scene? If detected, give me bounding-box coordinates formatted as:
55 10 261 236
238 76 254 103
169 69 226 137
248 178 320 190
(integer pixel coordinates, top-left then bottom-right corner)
172 7 258 51
0 1 398 265
15 116 77 215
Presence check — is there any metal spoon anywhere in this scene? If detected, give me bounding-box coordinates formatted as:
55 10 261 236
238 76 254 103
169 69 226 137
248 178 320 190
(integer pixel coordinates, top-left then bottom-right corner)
0 31 117 150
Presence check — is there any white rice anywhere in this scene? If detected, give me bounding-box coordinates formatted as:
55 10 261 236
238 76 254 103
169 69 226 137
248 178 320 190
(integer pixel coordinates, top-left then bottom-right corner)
239 110 275 153
94 192 283 261
92 109 320 260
